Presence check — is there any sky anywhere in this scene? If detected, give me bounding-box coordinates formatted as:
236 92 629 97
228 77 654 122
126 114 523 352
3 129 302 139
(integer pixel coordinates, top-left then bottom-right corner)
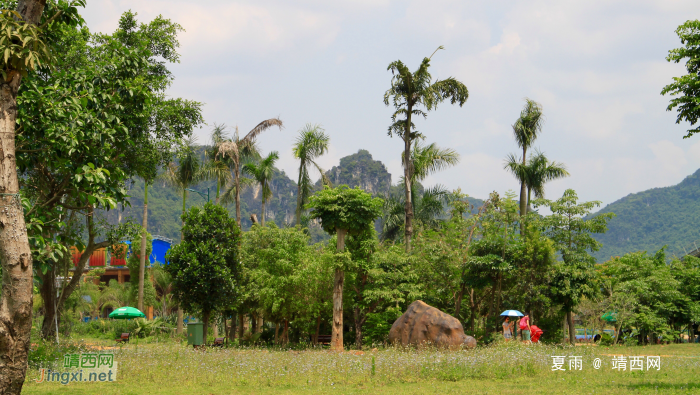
83 0 700 209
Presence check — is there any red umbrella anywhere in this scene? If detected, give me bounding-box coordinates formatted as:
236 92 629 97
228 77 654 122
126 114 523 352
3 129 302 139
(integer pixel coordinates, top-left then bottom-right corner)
530 325 544 343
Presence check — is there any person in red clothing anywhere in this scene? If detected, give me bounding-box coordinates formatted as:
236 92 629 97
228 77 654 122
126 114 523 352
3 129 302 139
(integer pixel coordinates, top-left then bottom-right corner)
519 315 531 343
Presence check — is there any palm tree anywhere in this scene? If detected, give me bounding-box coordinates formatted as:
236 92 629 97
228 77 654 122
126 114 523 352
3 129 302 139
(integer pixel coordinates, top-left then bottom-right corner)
203 124 233 204
504 149 569 213
405 141 460 184
511 98 545 226
292 124 330 226
163 136 202 234
384 46 469 250
243 151 279 227
381 182 451 241
217 119 283 224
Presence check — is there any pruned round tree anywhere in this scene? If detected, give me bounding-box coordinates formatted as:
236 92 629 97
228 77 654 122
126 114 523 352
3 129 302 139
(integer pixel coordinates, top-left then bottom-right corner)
165 202 241 343
306 185 383 351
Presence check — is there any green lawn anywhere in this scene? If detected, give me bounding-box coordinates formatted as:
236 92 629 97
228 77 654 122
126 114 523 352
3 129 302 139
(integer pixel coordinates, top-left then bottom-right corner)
22 341 700 395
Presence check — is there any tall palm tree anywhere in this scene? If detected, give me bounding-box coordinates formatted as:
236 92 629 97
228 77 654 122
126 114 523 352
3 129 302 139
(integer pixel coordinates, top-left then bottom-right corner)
243 151 279 227
292 124 330 226
203 124 233 204
511 98 545 226
384 46 469 250
217 119 283 224
504 149 569 213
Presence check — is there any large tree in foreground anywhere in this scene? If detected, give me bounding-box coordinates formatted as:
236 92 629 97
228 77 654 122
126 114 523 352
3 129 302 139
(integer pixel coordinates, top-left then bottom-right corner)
0 1 82 393
662 20 700 138
384 46 468 251
306 186 383 351
166 202 241 344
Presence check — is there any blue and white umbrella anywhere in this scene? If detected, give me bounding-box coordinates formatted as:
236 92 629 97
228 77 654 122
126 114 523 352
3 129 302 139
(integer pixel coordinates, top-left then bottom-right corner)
500 310 524 317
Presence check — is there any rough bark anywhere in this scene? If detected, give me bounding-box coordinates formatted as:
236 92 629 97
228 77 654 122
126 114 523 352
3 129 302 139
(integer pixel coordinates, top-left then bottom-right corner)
176 308 183 335
0 3 48 393
227 312 236 342
256 314 263 334
567 310 576 344
331 228 347 351
237 314 245 339
353 307 366 349
138 183 148 312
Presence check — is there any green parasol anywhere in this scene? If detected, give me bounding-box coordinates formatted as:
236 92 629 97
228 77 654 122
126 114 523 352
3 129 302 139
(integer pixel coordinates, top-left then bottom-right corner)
601 311 617 323
109 306 145 319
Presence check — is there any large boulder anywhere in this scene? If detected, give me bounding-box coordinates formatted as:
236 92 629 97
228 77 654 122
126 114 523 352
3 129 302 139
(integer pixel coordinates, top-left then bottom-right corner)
388 300 477 349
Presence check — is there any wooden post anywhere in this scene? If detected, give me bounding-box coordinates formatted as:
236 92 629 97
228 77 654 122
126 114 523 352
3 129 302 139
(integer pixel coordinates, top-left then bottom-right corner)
117 269 123 284
147 306 153 320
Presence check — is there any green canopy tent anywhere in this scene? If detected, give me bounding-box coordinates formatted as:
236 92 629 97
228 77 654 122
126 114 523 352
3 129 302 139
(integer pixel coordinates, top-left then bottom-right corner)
601 311 617 323
109 306 145 319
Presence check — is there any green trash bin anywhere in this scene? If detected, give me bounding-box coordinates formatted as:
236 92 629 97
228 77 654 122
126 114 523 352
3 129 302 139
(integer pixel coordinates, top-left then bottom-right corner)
187 322 204 346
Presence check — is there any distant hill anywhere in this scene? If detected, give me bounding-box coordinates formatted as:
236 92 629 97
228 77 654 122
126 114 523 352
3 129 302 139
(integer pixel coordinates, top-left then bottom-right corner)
100 148 403 243
591 168 700 262
322 150 392 195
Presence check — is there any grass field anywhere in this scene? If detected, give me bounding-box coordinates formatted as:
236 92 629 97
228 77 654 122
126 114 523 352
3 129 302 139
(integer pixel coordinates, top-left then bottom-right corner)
22 341 700 394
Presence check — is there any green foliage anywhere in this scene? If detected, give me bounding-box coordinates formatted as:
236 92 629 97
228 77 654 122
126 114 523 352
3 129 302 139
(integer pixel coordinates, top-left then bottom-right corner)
307 185 384 236
165 202 241 318
240 224 331 326
293 124 330 224
0 9 50 79
662 20 700 138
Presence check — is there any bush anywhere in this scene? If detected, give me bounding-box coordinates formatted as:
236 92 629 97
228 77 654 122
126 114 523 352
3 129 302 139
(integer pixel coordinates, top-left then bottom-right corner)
28 340 89 369
600 332 614 346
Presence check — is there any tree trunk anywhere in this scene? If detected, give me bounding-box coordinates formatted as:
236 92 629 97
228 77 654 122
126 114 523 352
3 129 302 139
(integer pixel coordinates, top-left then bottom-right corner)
176 189 186 335
237 314 245 339
234 165 241 225
176 308 183 335
212 313 219 338
138 183 148 312
275 322 279 344
353 307 365 349
256 314 263 334
202 310 210 346
403 136 413 251
519 146 527 234
282 319 289 345
39 266 58 341
454 283 465 319
261 197 265 227
313 316 321 344
331 228 347 351
567 310 576 344
227 312 237 342
296 170 303 226
0 2 49 392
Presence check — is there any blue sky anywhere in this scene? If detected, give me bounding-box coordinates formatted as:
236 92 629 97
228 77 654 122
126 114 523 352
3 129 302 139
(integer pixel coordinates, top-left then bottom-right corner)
85 0 700 209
